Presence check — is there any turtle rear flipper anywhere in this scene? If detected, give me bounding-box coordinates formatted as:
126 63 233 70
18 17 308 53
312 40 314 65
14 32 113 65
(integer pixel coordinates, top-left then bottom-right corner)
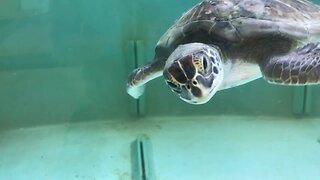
260 43 320 85
127 60 165 99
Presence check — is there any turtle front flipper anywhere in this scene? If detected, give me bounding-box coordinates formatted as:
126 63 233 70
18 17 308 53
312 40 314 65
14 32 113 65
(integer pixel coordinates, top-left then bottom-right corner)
127 60 165 99
260 43 320 85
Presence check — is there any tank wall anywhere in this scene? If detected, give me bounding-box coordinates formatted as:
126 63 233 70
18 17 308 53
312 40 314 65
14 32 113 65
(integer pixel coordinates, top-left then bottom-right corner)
0 0 319 129
0 0 138 128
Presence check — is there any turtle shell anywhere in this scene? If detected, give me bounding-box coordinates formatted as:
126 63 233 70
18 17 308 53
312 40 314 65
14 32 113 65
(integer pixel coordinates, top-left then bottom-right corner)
155 0 320 59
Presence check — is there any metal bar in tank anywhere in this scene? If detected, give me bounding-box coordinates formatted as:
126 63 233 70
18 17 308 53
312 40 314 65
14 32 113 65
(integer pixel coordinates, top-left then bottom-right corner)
303 86 312 115
292 86 305 116
126 40 140 116
131 135 156 180
126 40 146 117
292 85 313 116
135 40 147 116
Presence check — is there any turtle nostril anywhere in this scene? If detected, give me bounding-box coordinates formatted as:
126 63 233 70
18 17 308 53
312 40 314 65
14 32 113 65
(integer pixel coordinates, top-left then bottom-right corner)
213 66 219 74
203 57 208 70
192 80 198 85
187 85 191 90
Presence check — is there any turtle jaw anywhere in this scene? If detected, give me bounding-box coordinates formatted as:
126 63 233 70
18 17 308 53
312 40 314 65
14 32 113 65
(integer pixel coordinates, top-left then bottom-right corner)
179 87 215 105
163 43 224 105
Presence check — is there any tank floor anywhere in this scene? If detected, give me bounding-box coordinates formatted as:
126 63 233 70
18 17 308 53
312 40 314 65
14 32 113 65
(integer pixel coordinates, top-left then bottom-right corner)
0 116 320 180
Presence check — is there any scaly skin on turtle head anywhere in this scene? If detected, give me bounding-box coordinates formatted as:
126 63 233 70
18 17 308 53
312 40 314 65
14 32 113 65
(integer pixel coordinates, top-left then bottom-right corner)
163 43 224 104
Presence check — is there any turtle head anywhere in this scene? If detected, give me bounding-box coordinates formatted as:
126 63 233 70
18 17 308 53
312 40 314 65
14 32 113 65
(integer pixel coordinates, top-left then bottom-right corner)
163 43 224 104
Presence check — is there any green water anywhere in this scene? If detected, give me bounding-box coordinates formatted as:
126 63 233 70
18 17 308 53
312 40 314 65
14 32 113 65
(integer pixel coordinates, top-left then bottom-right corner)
0 0 319 129
0 0 320 179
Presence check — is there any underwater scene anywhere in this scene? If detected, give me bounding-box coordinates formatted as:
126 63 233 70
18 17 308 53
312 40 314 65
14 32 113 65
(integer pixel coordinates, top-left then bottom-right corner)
1 0 320 179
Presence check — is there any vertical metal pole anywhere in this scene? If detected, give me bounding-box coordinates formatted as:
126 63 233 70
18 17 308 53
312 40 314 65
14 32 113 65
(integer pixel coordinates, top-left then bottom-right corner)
131 135 156 180
292 86 305 115
135 40 146 116
126 40 146 117
127 40 140 116
304 86 312 115
292 86 313 116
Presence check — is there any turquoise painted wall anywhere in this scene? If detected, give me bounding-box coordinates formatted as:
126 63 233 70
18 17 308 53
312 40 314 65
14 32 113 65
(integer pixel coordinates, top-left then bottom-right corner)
0 0 319 128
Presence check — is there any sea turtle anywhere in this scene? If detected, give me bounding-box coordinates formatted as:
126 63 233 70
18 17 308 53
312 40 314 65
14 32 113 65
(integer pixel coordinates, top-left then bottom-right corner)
126 0 320 104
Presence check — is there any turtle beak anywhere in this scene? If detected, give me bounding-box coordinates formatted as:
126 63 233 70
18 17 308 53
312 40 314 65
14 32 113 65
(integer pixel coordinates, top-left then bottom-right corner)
179 86 212 104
